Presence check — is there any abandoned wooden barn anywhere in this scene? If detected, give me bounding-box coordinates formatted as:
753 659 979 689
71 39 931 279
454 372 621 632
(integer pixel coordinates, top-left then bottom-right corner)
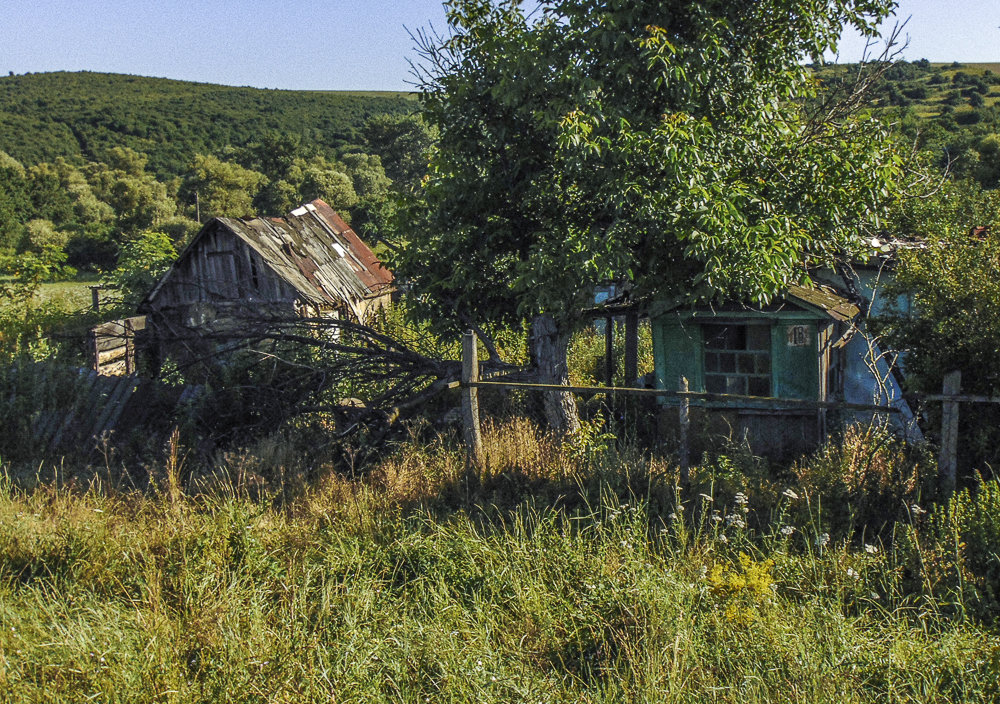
134 198 393 365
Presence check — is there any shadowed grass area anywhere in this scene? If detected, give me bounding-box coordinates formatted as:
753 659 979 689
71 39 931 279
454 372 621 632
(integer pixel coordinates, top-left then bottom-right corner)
1 420 998 702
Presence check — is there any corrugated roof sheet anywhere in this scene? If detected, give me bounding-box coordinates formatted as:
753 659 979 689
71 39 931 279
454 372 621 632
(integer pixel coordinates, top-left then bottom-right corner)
224 198 393 308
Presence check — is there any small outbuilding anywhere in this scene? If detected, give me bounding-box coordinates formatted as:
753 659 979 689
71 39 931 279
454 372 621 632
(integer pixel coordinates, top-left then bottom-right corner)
138 199 393 364
650 283 902 457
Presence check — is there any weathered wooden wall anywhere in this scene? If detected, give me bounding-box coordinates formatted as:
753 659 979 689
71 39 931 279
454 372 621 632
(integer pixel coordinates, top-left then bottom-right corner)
149 223 300 309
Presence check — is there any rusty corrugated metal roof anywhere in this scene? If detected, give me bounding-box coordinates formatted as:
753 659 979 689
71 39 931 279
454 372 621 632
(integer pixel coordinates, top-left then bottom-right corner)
145 199 392 317
224 199 392 309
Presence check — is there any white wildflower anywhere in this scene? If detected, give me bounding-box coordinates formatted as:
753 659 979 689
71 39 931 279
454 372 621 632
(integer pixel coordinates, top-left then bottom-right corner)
782 488 800 500
668 513 678 522
726 514 746 529
864 543 879 554
780 525 795 537
815 533 830 548
847 567 859 579
711 511 723 523
734 492 748 506
699 493 713 502
911 504 927 516
718 534 728 543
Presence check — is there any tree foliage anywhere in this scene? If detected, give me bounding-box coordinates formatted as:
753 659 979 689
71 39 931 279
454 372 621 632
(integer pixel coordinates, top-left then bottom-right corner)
185 155 268 220
396 0 903 428
876 179 1000 473
103 230 179 309
0 72 416 182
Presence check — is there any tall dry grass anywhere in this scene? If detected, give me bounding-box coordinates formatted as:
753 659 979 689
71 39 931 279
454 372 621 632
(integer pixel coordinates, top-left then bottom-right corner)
0 419 998 702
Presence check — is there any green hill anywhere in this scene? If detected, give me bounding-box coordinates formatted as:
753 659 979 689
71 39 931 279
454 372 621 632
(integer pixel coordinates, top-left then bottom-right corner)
0 72 417 181
812 61 1000 187
814 61 1000 115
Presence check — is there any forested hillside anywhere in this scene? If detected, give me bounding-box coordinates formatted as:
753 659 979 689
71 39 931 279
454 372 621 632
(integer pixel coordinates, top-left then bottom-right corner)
814 61 1000 188
0 72 433 286
0 71 416 181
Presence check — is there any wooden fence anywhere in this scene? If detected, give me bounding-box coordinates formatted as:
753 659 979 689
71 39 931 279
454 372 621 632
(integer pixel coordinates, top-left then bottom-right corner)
2 363 201 456
453 331 987 492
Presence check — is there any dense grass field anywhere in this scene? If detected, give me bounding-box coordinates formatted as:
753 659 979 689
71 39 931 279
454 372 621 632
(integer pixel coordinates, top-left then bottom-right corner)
2 420 998 702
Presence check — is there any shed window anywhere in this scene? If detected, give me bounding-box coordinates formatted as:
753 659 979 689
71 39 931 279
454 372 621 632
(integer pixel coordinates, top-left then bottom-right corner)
703 324 771 396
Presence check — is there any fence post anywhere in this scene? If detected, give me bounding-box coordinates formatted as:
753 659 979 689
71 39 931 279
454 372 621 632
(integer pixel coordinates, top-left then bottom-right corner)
679 376 690 484
939 370 961 492
124 318 135 375
90 329 101 374
604 315 614 387
462 330 483 467
624 310 638 386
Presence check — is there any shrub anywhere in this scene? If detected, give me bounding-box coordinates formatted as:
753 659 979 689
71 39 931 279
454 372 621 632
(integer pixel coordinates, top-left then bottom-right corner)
793 425 934 535
899 478 1000 622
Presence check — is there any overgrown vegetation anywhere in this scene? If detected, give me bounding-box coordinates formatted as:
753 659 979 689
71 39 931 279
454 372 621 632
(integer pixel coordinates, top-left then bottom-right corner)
1 420 998 702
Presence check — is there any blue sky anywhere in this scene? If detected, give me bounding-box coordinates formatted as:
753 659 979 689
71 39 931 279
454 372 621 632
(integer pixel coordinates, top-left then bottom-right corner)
2 0 997 91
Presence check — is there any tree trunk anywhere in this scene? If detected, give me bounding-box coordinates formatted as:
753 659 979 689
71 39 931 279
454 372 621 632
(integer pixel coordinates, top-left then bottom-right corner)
530 314 580 433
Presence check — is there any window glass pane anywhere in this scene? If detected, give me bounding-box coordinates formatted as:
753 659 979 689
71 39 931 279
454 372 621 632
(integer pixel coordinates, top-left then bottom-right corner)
704 326 730 349
719 353 736 373
702 323 772 397
705 375 726 393
705 352 719 372
726 377 747 395
756 355 771 374
735 326 747 350
747 325 770 350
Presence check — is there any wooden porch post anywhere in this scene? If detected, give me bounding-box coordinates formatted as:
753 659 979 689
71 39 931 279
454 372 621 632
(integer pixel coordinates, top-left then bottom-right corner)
604 315 614 387
679 376 690 484
624 310 638 386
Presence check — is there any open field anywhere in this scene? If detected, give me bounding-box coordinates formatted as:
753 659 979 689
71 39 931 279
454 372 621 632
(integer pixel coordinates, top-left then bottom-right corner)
34 278 99 310
0 276 99 312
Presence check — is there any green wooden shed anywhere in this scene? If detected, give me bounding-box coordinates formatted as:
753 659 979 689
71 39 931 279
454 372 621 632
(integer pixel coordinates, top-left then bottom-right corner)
650 285 860 457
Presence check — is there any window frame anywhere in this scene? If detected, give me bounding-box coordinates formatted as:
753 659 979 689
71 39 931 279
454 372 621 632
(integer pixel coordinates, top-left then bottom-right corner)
702 322 773 397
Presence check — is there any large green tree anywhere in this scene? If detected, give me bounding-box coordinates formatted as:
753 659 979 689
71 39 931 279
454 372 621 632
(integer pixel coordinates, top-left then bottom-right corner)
185 155 267 220
396 0 903 430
